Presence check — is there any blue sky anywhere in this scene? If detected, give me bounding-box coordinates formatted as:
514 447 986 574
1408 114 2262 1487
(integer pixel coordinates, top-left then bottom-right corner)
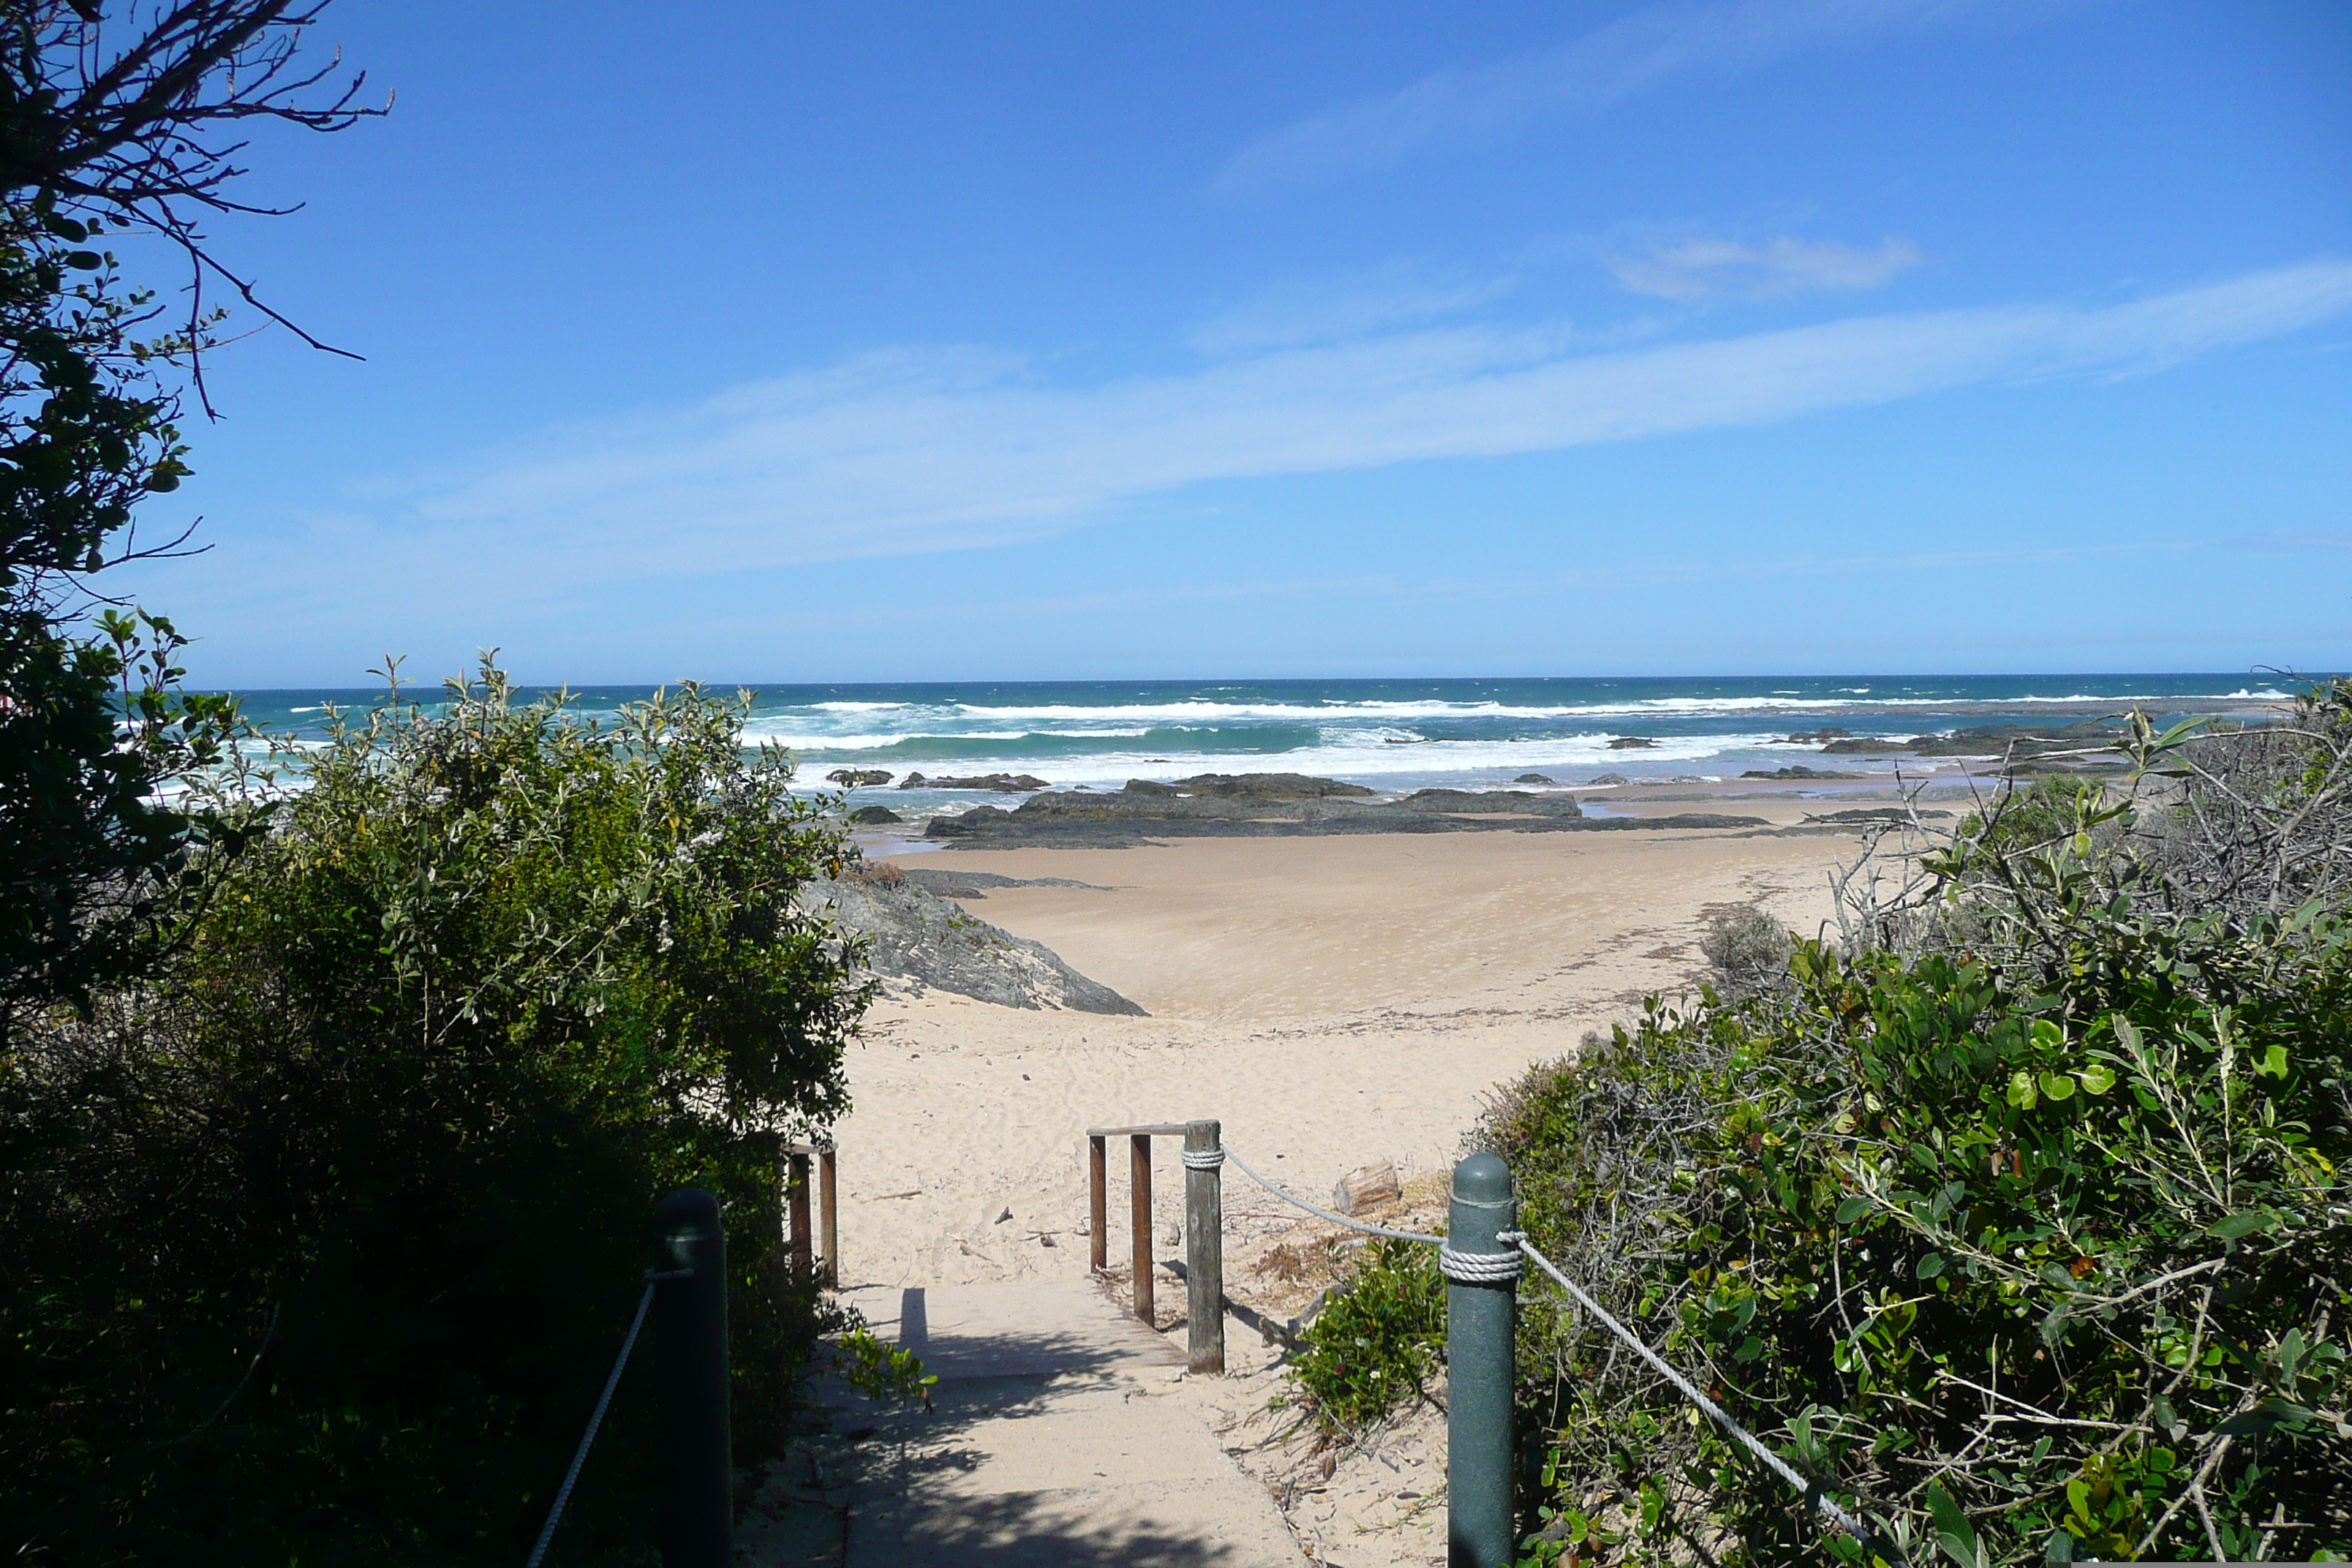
115 0 2352 687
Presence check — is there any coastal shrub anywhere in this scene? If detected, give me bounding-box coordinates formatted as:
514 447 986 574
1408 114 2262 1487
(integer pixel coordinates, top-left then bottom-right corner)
1490 687 2352 1567
833 1327 938 1409
1281 1237 1449 1436
0 665 874 1564
1699 905 1793 1003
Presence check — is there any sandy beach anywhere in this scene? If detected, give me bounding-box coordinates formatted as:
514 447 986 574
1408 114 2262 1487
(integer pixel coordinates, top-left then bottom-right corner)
806 793 1899 1561
833 810 1864 1289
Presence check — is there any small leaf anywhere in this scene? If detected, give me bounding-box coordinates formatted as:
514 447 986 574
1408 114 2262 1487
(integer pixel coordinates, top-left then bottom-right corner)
2039 1073 2076 1102
1926 1482 1981 1568
1916 1252 1946 1281
2209 1210 2279 1241
2077 1063 2116 1096
2031 1019 2064 1050
2216 1399 2314 1437
2007 1071 2038 1110
1836 1195 1872 1224
2255 1042 2289 1079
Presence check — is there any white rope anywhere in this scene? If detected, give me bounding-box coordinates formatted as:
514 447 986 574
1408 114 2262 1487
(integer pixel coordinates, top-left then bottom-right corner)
1216 1145 1444 1244
524 1271 675 1568
1180 1145 1226 1170
1511 1237 1879 1547
1439 1244 1523 1284
1180 1139 1888 1557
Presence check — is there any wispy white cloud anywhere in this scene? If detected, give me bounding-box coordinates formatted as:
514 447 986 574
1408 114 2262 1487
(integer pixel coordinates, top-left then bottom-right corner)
1186 259 1520 356
1215 0 2048 195
1607 235 1923 300
374 260 2352 603
2231 529 2352 554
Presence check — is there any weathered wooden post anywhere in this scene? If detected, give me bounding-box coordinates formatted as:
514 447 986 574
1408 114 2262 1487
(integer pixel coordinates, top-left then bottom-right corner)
1183 1119 1225 1374
786 1150 813 1275
1088 1134 1108 1272
818 1145 839 1289
655 1188 731 1568
1130 1132 1154 1326
1444 1153 1519 1568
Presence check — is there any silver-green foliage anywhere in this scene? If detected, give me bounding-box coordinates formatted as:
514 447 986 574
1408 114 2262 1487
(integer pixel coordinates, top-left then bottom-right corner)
1493 686 2352 1568
2 662 875 1563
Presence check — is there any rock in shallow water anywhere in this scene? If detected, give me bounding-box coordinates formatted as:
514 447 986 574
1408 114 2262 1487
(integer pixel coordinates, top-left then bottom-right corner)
918 773 1763 848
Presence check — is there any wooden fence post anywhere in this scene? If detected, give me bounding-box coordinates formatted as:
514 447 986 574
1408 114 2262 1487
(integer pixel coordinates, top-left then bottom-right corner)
1088 1134 1107 1272
1183 1119 1225 1374
818 1145 838 1289
786 1150 813 1275
1130 1132 1153 1327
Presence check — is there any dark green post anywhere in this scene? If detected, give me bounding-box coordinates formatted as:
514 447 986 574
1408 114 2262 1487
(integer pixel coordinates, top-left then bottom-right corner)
655 1188 731 1567
1446 1153 1518 1568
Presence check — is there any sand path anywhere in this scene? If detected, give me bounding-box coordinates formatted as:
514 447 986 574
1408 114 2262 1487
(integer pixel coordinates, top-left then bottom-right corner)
755 820 1859 1567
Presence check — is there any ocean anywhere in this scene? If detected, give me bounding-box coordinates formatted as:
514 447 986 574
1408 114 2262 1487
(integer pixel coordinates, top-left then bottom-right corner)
225 674 2304 814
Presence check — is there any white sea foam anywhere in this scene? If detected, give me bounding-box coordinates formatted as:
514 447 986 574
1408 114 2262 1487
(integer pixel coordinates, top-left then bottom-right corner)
745 689 2270 737
809 731 1874 792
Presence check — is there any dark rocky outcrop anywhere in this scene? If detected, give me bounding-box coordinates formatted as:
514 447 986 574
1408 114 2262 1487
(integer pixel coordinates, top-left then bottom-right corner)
1741 765 1862 780
918 774 1764 848
898 772 1050 791
1147 772 1376 799
1513 772 1557 785
1776 728 1853 745
1802 807 1956 824
895 869 1108 899
849 804 903 824
1607 736 1660 750
1821 723 2122 758
826 768 893 788
802 870 1145 1014
1590 773 1631 785
1395 788 1581 815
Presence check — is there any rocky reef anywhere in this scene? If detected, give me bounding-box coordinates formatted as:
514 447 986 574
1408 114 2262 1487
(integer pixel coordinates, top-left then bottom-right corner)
921 774 1764 848
1820 722 2122 758
899 772 1051 791
802 865 1145 1014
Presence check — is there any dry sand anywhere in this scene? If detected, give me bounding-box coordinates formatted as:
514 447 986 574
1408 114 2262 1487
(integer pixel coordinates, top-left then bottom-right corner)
807 807 1874 1564
834 813 1858 1290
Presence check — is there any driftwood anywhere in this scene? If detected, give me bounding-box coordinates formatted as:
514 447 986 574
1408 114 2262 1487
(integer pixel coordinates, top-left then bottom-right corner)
1331 1161 1400 1216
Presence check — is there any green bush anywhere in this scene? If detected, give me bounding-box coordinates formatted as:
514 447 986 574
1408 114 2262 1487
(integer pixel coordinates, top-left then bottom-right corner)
1 666 873 1564
1700 905 1794 1003
1281 1237 1449 1436
1491 692 2352 1567
1497 939 2349 1567
833 1328 938 1410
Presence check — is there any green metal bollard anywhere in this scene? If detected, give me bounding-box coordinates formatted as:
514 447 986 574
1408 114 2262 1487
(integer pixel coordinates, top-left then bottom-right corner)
1446 1153 1518 1568
655 1188 731 1568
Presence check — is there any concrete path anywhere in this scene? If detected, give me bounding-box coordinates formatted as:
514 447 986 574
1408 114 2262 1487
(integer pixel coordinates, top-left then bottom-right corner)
741 1279 1304 1567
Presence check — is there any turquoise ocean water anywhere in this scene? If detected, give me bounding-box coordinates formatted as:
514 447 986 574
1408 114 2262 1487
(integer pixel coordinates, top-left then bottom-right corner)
225 674 2308 812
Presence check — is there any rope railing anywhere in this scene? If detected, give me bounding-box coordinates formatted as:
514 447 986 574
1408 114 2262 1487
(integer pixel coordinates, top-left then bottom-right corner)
524 1268 690 1568
519 1186 744 1568
1102 1128 1895 1567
